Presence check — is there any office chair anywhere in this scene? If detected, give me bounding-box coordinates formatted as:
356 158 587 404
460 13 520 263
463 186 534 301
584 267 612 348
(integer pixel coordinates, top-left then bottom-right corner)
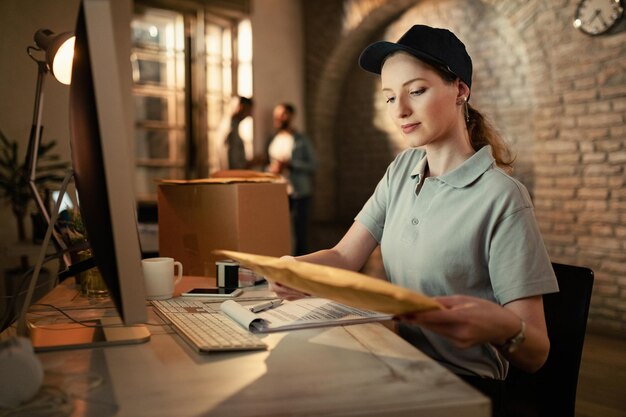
505 263 594 417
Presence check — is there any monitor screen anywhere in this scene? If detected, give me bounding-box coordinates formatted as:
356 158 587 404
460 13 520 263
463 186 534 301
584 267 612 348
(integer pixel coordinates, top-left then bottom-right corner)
68 0 147 325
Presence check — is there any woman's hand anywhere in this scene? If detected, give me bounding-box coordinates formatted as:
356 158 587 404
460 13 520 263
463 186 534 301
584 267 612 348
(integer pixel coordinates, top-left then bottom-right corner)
398 294 550 372
267 255 309 300
397 295 524 349
268 281 309 300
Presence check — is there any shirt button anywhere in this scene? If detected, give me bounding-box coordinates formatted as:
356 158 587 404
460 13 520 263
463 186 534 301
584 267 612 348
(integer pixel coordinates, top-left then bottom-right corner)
411 218 419 225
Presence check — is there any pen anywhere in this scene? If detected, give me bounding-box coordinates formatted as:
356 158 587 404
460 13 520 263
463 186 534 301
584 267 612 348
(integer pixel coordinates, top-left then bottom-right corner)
249 299 283 313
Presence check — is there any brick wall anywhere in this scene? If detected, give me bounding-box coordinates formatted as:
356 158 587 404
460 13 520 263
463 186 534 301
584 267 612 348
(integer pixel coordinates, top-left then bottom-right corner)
303 0 626 337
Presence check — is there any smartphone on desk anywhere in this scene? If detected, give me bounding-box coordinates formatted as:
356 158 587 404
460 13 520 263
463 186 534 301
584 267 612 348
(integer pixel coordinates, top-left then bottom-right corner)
181 288 243 298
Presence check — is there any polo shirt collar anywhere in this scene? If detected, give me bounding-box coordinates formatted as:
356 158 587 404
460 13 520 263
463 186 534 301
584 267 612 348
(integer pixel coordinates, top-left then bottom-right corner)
410 152 429 185
410 146 495 188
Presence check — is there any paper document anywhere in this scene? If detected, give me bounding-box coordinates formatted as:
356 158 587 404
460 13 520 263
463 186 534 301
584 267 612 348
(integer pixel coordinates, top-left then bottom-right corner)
221 298 391 333
213 250 442 315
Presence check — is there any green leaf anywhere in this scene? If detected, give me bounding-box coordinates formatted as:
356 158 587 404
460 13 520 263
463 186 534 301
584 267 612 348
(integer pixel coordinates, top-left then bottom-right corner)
0 129 70 220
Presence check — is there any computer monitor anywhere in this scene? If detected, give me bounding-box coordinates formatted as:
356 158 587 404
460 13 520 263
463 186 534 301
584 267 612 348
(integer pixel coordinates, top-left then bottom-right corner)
28 0 150 350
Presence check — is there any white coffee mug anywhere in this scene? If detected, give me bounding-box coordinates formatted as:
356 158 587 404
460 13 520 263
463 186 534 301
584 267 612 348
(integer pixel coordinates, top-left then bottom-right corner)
142 257 183 300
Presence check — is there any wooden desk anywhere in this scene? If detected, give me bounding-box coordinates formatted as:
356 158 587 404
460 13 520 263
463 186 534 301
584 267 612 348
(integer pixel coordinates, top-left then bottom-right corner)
12 278 490 417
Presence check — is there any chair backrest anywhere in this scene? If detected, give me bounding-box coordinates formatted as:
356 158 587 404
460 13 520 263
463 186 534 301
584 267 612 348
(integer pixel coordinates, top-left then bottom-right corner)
505 262 594 417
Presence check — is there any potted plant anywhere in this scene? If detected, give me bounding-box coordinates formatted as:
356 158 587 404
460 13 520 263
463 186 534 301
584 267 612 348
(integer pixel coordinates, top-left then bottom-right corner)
0 129 70 271
57 209 108 298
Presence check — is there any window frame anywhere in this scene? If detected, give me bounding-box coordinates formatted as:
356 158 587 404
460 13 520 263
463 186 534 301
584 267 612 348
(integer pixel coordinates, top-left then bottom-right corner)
132 0 251 203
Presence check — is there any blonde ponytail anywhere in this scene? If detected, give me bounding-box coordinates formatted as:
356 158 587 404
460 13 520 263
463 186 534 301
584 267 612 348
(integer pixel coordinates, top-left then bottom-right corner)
466 104 515 173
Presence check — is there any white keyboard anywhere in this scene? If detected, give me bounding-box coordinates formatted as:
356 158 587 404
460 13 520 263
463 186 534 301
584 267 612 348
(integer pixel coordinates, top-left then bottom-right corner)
152 298 267 352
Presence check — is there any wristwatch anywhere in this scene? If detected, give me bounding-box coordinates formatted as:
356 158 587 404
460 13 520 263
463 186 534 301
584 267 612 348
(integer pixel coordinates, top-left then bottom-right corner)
497 319 526 354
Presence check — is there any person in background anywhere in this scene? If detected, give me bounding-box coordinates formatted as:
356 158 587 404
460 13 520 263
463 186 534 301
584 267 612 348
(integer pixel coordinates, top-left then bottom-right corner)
266 103 317 256
268 25 558 417
217 96 254 171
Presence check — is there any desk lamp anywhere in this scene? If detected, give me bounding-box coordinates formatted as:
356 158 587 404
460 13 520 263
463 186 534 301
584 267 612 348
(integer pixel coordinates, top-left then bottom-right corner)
14 29 76 338
25 29 75 266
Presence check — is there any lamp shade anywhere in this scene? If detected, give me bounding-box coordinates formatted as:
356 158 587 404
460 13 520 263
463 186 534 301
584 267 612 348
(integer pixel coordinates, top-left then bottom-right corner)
34 29 75 85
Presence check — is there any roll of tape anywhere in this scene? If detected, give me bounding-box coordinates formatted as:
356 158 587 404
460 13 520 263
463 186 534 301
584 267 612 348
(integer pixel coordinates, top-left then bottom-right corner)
216 260 239 288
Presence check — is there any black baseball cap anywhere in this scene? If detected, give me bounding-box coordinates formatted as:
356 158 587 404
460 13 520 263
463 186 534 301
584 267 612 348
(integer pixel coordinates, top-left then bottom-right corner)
358 25 473 89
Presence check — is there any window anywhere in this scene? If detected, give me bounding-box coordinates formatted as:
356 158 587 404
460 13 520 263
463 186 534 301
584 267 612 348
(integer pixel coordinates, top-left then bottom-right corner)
205 18 253 173
131 7 186 202
131 1 252 202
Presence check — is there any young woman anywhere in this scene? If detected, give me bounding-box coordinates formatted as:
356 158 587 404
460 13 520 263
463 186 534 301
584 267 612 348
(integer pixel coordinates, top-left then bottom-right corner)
271 25 558 414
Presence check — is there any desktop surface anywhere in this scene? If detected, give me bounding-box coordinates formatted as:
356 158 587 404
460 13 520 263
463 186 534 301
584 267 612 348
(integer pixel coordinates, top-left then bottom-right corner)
14 278 490 417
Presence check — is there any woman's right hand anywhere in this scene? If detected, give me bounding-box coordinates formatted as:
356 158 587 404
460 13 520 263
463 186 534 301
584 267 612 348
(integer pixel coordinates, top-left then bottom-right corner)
268 281 308 300
267 256 309 300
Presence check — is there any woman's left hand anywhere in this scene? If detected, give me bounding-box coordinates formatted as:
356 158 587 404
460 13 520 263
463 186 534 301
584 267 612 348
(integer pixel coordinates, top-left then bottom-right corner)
397 295 522 349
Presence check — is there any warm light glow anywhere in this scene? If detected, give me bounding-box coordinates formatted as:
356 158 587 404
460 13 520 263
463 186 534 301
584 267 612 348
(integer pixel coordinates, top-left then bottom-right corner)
237 20 252 62
52 36 75 85
342 0 387 33
237 19 252 97
237 19 253 158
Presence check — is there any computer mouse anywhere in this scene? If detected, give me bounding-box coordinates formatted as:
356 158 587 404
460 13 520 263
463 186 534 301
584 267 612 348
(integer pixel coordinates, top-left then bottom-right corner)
0 337 43 408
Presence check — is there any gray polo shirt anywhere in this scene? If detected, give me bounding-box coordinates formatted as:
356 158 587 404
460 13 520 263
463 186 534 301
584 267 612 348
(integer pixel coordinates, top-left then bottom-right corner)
355 145 558 379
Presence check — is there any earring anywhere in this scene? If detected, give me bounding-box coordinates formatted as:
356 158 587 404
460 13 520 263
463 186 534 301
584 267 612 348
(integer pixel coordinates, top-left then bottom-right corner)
457 97 469 123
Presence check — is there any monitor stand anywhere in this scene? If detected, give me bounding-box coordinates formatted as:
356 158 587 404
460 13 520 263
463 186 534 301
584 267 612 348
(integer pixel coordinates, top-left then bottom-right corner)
28 317 150 352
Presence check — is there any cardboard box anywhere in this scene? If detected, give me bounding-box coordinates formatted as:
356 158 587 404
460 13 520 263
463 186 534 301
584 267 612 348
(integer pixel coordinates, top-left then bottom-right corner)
157 180 291 277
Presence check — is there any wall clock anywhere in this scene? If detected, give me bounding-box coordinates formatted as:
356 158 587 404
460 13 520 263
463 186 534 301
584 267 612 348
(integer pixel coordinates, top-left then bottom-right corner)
573 0 624 35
